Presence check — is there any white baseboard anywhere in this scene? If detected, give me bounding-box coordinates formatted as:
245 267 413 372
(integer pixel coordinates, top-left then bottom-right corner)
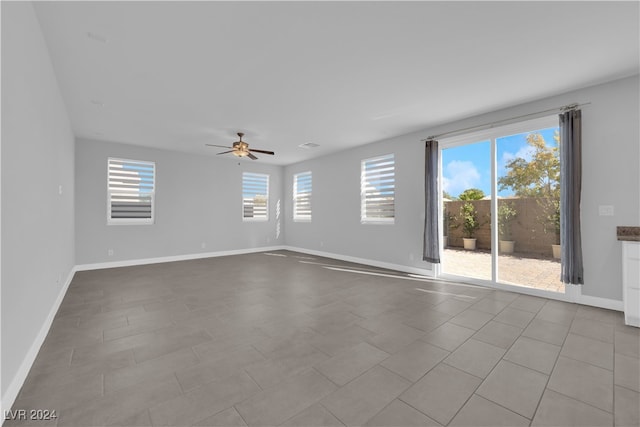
0 244 624 424
281 245 434 277
559 284 623 311
1 245 286 424
283 246 624 312
470 280 622 312
1 267 75 421
574 287 624 312
75 245 286 271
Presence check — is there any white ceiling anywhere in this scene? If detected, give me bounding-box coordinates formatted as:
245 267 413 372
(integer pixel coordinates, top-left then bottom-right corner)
33 1 639 165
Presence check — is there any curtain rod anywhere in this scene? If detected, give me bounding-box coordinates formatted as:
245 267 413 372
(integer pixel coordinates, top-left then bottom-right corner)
421 102 590 142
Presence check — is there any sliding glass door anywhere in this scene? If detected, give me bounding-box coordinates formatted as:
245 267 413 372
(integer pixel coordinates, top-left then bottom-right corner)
439 116 564 293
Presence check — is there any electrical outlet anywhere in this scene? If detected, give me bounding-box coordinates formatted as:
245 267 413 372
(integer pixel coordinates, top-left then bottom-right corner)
58 185 63 195
201 242 206 249
108 249 114 256
599 205 614 216
409 253 414 261
320 241 324 247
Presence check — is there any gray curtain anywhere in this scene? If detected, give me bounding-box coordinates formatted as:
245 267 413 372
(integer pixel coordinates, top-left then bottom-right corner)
423 140 440 263
559 109 584 284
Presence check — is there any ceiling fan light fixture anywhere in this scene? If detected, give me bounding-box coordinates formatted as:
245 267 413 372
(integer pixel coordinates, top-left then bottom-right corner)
232 141 250 157
206 131 273 160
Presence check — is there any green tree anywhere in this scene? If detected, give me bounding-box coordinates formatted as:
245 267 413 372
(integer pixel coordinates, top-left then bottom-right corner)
498 133 559 199
498 132 560 243
458 188 485 201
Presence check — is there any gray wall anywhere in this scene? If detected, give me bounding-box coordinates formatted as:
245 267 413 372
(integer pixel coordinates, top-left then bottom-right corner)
284 75 640 302
75 139 284 265
1 2 76 398
285 133 427 269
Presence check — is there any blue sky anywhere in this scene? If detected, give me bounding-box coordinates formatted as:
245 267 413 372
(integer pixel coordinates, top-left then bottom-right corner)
124 163 154 194
442 127 558 198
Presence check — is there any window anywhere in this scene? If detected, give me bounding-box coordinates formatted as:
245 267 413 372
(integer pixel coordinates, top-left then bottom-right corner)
361 154 395 223
242 172 269 221
107 158 155 225
293 171 312 222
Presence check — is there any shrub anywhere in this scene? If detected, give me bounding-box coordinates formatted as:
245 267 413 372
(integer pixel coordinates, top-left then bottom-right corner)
460 202 480 239
498 202 517 241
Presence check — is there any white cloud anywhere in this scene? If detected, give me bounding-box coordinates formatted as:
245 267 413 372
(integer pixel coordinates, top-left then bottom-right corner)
442 160 481 197
502 144 535 164
516 145 535 160
499 144 535 175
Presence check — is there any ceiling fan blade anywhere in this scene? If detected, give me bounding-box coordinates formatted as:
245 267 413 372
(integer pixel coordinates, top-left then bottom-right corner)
247 153 258 160
249 149 275 155
216 150 234 155
206 144 232 149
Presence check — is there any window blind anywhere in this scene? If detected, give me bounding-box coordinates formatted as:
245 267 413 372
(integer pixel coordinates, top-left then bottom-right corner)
243 172 269 220
293 171 312 221
108 158 155 224
361 154 395 223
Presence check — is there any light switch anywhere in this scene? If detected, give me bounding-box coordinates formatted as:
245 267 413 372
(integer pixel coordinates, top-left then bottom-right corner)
598 205 614 216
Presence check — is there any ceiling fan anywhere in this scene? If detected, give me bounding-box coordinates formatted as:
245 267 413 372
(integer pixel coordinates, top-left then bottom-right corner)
206 132 274 160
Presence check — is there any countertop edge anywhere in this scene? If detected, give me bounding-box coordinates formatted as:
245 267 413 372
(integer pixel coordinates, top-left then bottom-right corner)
617 226 640 242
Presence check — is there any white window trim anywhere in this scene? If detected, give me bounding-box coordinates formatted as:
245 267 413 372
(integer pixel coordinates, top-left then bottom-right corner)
242 172 269 222
361 153 395 225
439 115 559 149
293 171 312 222
107 157 156 226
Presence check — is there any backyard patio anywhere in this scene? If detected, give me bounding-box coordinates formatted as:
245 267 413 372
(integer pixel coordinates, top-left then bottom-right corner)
442 248 564 293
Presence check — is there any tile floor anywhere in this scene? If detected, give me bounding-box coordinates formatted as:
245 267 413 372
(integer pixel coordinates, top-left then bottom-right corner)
7 250 640 426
